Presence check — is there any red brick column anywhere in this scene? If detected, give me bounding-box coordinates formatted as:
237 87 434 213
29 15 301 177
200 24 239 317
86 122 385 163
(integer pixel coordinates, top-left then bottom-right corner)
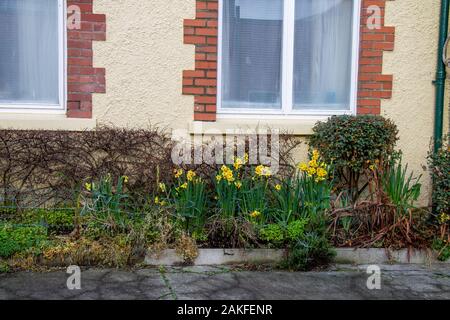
67 0 106 119
183 0 395 121
183 0 218 122
357 0 395 115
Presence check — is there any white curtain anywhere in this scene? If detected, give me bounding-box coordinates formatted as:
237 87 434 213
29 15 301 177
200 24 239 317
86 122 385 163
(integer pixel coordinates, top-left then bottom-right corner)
221 0 283 109
0 0 59 106
293 0 353 110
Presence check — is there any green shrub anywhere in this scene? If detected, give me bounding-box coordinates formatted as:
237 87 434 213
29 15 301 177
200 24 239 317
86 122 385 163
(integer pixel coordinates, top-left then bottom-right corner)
259 224 284 245
282 232 336 271
259 218 309 246
310 115 398 202
428 135 450 216
286 219 308 241
432 238 450 262
0 224 48 258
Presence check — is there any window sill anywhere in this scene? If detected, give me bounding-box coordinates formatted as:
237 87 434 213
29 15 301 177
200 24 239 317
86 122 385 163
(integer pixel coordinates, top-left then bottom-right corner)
189 118 322 135
0 113 96 131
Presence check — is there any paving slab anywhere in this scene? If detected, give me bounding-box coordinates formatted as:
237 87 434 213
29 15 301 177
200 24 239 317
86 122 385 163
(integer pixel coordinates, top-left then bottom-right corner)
0 265 448 300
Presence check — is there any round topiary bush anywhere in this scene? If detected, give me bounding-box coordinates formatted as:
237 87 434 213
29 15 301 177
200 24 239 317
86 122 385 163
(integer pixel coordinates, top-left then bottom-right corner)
309 115 399 202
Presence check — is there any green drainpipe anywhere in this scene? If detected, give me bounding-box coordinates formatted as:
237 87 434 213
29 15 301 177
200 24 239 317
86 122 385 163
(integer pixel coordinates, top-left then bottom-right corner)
434 0 450 153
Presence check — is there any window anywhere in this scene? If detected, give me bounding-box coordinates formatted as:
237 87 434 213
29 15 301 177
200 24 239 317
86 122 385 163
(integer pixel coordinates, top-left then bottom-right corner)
0 0 65 112
218 0 360 116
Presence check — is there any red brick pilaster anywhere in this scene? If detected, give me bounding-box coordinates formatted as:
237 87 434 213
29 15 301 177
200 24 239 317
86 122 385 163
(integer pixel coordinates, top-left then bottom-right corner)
66 0 106 119
183 0 218 122
357 0 395 115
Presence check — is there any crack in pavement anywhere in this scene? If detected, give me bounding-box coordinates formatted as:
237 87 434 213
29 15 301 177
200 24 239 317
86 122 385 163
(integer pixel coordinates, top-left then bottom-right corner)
159 268 178 300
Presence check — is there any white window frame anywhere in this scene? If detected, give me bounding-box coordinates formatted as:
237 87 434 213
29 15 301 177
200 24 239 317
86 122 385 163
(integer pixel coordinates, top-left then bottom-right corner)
0 0 67 114
217 0 361 119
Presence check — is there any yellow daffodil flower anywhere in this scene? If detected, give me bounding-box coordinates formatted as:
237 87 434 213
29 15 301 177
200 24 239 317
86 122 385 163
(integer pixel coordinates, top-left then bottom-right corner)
312 149 320 161
317 167 328 178
244 153 249 164
439 213 450 224
234 157 244 170
174 169 183 179
255 165 271 177
309 159 318 168
250 210 261 218
298 163 308 172
187 170 196 182
307 167 316 176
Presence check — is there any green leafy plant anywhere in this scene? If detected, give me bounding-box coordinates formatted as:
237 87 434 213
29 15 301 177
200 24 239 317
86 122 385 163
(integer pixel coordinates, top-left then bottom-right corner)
240 179 267 220
171 169 208 233
310 115 399 202
259 224 284 245
382 159 421 215
271 176 303 224
432 238 450 262
286 219 308 241
296 151 333 228
214 165 240 218
428 135 450 217
83 175 130 234
282 232 336 271
86 174 129 214
0 224 48 258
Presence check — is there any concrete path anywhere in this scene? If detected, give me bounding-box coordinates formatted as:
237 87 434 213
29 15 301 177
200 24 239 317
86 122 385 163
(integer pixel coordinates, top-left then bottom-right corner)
0 265 449 300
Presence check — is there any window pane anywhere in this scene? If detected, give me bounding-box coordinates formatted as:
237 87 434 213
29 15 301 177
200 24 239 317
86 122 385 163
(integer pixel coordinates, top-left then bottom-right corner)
0 0 60 106
293 0 353 110
221 0 283 109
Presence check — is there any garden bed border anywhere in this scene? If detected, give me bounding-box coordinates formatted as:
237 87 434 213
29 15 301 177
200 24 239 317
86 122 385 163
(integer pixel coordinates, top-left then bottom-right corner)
145 248 449 266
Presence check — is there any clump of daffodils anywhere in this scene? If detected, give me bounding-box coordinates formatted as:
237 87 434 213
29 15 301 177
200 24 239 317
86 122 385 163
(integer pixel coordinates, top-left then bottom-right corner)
255 165 272 177
218 165 235 183
298 149 329 182
233 153 249 170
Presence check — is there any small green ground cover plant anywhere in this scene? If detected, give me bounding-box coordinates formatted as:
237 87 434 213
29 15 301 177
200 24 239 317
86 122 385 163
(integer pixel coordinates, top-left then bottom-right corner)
0 223 48 258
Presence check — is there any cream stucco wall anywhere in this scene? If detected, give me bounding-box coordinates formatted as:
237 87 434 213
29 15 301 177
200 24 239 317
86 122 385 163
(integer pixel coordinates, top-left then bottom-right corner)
383 0 443 205
92 0 195 129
